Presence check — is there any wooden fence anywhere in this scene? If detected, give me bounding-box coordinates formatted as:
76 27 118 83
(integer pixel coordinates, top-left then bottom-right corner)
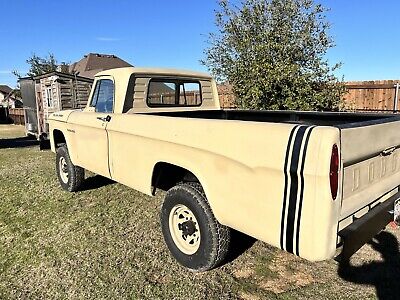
8 108 25 125
217 81 400 111
217 84 236 108
344 81 400 111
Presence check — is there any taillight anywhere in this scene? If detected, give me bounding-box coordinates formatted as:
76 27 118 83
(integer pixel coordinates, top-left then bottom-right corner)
330 144 339 200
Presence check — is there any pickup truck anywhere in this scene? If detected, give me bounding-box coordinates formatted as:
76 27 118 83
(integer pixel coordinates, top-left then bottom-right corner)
49 67 400 271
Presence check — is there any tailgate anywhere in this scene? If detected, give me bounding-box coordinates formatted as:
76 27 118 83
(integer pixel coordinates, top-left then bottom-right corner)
340 118 400 219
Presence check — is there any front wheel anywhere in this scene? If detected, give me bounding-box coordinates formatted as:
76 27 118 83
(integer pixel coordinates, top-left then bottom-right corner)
160 182 231 272
56 145 84 192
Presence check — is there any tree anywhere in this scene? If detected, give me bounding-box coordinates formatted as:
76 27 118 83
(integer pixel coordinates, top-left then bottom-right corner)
202 0 345 111
12 53 59 78
11 53 61 103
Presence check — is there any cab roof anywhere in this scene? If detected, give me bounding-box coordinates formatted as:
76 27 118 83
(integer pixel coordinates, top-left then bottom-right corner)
95 67 212 79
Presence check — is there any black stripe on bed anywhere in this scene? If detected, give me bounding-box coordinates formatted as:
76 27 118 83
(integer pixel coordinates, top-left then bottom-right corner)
295 126 315 256
284 126 308 253
280 125 300 250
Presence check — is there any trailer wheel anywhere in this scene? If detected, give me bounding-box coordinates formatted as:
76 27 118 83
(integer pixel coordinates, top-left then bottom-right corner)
56 145 84 192
160 182 231 271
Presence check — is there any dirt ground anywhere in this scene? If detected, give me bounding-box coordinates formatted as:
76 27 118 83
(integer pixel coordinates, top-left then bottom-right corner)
0 124 399 299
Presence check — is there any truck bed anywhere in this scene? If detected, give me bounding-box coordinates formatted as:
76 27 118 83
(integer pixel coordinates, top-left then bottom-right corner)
147 109 400 127
147 109 400 225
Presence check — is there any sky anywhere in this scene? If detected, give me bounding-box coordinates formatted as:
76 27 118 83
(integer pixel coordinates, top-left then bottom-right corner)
0 0 399 87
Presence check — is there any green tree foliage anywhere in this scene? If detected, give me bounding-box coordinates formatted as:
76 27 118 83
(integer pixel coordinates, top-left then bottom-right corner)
13 53 58 78
26 53 58 77
202 0 345 110
11 54 60 101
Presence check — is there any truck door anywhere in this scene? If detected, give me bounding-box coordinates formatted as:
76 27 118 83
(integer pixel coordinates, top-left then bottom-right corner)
67 77 114 177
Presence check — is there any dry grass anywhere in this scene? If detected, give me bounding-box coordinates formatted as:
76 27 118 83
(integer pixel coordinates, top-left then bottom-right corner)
0 125 28 138
0 124 399 299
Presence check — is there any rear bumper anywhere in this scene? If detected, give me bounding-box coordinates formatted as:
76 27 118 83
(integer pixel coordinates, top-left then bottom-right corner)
337 190 399 260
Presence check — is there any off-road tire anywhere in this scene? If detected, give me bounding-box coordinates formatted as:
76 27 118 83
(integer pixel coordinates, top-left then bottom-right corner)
56 145 84 192
160 182 231 272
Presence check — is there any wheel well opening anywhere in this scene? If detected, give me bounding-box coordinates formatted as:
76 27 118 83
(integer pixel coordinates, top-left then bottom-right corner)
53 130 66 148
152 162 199 193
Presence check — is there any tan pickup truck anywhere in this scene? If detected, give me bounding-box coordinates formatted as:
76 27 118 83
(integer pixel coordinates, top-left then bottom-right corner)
48 67 400 271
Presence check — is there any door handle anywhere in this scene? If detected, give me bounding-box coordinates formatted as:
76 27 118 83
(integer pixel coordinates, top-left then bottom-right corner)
96 115 112 122
381 146 396 156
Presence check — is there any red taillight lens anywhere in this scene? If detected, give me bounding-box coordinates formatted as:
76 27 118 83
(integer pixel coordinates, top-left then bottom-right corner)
330 144 339 200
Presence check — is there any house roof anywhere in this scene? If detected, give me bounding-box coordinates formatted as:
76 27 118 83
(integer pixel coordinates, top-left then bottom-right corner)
0 85 13 95
69 53 133 79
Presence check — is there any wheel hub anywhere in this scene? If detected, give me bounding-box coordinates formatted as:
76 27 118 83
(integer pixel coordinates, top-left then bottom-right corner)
169 204 201 255
179 220 197 236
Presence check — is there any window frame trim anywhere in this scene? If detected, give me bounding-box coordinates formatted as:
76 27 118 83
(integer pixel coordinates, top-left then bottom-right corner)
90 81 101 108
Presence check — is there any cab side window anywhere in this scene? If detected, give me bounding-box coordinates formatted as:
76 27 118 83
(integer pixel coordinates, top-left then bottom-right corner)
90 79 114 113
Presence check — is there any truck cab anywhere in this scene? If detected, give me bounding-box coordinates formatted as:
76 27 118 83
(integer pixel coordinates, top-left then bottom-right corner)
50 67 220 177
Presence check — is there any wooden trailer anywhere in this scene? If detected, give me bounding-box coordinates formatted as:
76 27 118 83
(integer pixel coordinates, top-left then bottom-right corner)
20 72 93 144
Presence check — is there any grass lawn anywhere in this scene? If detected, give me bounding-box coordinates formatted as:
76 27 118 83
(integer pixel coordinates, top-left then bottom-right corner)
0 124 399 299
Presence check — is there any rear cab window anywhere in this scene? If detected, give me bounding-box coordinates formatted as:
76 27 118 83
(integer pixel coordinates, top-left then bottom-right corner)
147 79 202 107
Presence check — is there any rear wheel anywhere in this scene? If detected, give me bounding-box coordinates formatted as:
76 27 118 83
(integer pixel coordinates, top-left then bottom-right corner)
56 145 84 192
160 182 231 271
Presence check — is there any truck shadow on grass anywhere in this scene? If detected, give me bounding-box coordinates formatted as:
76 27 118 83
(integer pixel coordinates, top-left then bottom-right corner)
0 136 38 149
224 230 257 264
338 231 400 300
79 175 116 191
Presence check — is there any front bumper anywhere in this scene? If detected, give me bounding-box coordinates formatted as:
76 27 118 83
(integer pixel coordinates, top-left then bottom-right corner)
337 190 399 260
